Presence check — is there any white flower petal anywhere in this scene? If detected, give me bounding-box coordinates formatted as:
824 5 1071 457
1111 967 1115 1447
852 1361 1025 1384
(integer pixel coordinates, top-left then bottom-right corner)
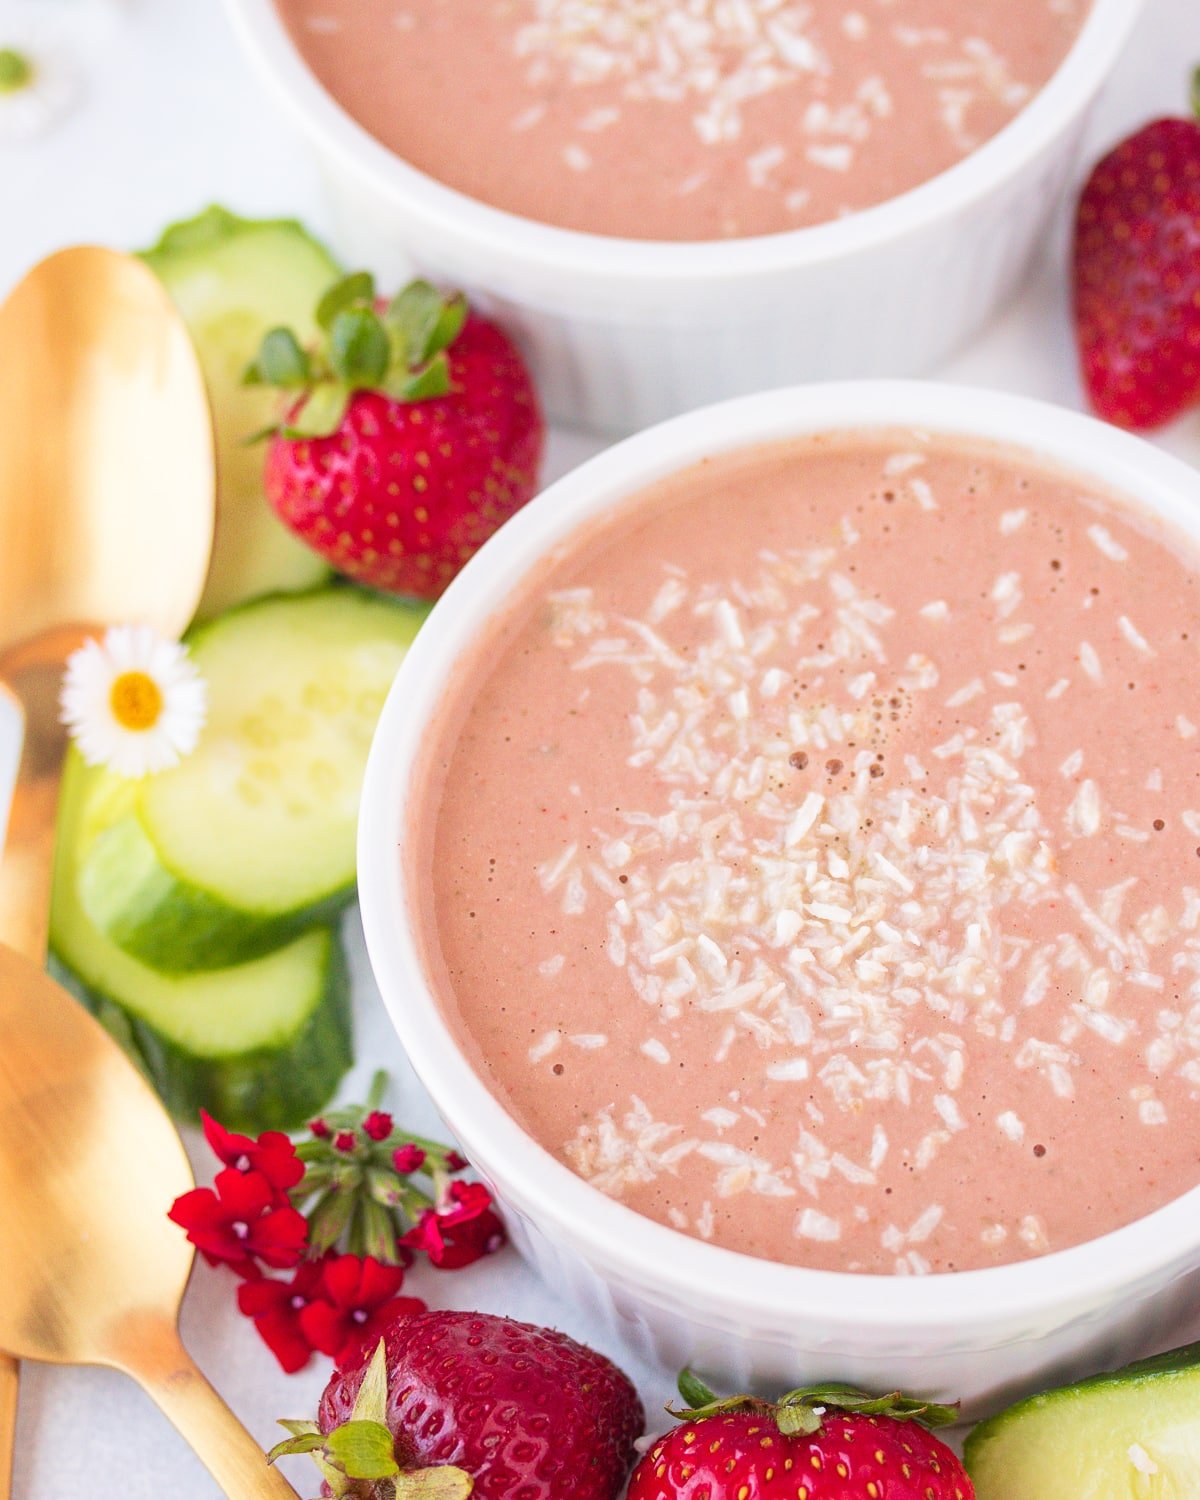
59 623 207 779
0 39 78 143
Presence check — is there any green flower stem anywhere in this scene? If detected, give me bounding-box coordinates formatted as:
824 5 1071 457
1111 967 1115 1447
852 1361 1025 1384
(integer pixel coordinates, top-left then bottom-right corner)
289 1078 472 1263
364 1069 388 1112
365 1166 404 1209
378 1131 463 1164
400 1184 434 1218
309 1186 359 1256
293 1162 335 1196
1192 64 1200 122
362 1199 399 1263
0 48 33 94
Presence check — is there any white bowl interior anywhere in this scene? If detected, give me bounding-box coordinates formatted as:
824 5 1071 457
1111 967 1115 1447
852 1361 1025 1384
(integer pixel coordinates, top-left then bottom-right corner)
225 0 1144 283
359 381 1200 1339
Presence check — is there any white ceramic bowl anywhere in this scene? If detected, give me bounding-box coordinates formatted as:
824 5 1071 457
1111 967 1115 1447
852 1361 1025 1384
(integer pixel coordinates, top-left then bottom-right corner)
359 381 1200 1414
225 0 1142 435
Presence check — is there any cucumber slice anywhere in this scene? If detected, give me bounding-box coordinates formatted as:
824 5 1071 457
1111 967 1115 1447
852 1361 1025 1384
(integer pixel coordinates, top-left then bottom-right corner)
78 587 427 972
141 207 339 620
965 1342 1200 1498
50 751 352 1132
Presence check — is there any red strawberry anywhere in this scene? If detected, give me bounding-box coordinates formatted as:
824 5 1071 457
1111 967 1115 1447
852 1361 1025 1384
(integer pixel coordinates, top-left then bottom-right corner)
249 272 544 598
1072 74 1200 430
627 1374 972 1500
301 1310 643 1498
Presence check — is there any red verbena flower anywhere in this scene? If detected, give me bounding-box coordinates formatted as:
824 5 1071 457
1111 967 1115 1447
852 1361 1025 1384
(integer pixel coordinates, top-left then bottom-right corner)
362 1110 394 1142
237 1259 328 1374
309 1117 330 1139
169 1168 309 1275
334 1130 357 1154
201 1110 305 1196
445 1151 468 1172
402 1180 506 1270
392 1143 426 1174
299 1253 425 1367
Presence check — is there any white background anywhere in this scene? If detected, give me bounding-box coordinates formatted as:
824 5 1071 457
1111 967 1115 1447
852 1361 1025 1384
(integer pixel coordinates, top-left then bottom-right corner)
3 0 1200 1494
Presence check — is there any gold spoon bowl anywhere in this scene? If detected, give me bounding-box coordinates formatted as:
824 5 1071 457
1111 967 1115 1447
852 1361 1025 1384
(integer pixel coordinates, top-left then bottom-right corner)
0 945 297 1496
0 245 215 958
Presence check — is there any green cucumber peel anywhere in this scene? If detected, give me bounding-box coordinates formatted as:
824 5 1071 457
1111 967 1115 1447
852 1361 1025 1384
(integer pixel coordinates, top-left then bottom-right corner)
140 204 339 265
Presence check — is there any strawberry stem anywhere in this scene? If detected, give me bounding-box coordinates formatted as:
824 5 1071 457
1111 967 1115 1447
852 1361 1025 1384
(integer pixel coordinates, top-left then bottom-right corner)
273 1344 476 1497
244 272 467 440
669 1372 959 1438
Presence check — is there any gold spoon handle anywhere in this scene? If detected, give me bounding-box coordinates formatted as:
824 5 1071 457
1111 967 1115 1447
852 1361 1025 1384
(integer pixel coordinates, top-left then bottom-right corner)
0 638 83 1499
121 1322 299 1499
0 1355 15 1498
0 632 84 959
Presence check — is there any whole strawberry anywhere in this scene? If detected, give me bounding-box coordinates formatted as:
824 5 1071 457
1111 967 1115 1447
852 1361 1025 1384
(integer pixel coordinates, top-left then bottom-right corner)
276 1310 643 1499
1072 69 1200 429
248 272 544 598
628 1372 972 1500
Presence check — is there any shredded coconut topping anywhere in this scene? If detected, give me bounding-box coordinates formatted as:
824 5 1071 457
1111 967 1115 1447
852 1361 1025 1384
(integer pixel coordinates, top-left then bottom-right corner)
445 438 1200 1274
534 493 1200 1256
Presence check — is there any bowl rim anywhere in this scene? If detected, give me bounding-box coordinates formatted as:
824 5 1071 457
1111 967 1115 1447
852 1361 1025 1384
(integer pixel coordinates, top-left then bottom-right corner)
359 379 1200 1335
224 0 1143 287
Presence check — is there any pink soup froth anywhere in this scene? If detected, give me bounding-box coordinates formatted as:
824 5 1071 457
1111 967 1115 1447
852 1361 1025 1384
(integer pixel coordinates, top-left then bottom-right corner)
277 0 1091 241
410 432 1200 1275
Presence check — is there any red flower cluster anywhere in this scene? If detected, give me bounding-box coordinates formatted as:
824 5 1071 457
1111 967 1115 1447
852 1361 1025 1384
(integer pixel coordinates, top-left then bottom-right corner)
167 1114 308 1278
403 1180 507 1271
237 1253 425 1371
168 1105 506 1373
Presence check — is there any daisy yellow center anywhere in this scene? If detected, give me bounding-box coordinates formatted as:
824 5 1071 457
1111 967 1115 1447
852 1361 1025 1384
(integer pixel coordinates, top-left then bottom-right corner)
109 671 163 731
0 49 33 95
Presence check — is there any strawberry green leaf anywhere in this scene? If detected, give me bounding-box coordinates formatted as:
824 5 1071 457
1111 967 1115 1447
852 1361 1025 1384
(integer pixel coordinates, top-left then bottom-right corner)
277 1420 322 1440
350 1340 391 1429
245 326 311 389
775 1384 960 1430
326 1420 400 1480
668 1374 960 1437
329 307 391 388
393 1468 475 1498
282 384 352 442
423 297 467 364
677 1369 718 1410
774 1404 824 1437
317 270 377 331
267 1431 327 1464
385 352 452 405
386 280 445 366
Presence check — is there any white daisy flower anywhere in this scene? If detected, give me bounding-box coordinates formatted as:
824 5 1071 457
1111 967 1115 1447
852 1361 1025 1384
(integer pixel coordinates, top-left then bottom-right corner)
0 0 125 144
0 35 76 143
60 625 207 779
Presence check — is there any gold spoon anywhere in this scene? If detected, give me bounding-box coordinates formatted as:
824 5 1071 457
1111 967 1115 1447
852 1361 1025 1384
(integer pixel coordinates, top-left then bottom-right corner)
0 244 215 1494
0 249 291 1495
0 244 214 956
0 945 298 1497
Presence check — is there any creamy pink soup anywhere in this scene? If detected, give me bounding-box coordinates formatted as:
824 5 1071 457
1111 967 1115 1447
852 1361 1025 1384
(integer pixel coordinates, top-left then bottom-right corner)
411 433 1200 1275
278 0 1091 241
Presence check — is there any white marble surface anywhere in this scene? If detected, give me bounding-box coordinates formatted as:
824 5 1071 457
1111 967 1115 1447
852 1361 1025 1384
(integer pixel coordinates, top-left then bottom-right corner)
2 0 1200 1494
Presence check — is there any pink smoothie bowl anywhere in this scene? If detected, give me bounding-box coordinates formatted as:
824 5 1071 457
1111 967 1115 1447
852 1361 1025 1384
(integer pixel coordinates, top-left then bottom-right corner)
357 381 1200 1416
223 0 1144 435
